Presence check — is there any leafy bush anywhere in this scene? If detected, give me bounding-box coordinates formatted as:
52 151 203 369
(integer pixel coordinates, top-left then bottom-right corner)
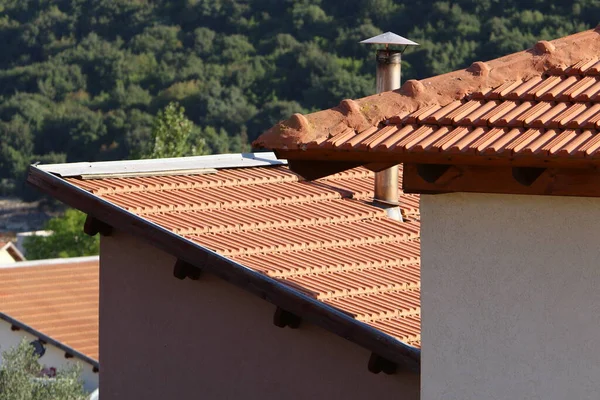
23 209 99 260
145 101 208 158
0 339 87 400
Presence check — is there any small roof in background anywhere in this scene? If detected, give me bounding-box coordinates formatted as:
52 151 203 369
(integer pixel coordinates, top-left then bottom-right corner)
360 32 419 46
0 256 99 366
0 241 26 262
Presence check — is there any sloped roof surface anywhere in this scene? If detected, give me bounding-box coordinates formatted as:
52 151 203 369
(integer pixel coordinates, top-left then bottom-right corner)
0 258 99 361
255 29 600 166
67 165 422 347
284 59 600 162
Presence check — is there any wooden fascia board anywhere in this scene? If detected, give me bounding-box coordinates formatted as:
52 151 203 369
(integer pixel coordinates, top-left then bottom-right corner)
26 166 421 372
275 149 600 169
403 163 600 197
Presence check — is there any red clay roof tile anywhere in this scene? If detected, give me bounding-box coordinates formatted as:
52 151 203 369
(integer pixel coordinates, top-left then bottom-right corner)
268 62 600 163
255 29 600 168
66 165 421 348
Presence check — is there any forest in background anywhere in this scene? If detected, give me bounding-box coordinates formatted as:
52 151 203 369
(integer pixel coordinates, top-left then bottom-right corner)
0 0 598 201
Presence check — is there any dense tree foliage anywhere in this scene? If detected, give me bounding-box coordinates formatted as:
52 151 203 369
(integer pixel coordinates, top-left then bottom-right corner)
0 339 87 399
0 0 597 200
23 209 99 259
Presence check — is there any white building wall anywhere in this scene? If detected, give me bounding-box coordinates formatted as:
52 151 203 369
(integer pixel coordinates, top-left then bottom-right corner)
421 193 600 400
0 250 16 264
0 319 99 393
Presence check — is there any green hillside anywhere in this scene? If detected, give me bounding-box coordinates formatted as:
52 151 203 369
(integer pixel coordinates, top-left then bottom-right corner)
0 0 597 199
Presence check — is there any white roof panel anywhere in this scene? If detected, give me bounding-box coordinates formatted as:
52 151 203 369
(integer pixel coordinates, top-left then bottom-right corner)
37 152 287 178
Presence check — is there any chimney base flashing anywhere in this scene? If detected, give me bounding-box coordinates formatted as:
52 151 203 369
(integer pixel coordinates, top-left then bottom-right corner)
372 201 403 222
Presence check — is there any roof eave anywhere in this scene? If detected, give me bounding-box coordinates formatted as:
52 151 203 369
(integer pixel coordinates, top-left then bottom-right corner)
26 164 421 372
0 312 99 368
275 148 600 174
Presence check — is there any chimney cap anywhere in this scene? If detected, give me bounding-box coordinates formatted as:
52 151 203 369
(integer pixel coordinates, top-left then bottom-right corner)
360 32 419 46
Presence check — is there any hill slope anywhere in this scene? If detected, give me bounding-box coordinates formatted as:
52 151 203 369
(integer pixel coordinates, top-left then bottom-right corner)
0 0 596 199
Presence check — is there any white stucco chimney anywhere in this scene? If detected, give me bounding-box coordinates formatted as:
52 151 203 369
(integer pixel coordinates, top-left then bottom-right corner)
360 33 418 221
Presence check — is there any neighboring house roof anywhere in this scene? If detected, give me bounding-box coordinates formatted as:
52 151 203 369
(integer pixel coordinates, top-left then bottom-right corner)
0 256 99 367
0 241 26 262
27 153 421 370
254 28 600 169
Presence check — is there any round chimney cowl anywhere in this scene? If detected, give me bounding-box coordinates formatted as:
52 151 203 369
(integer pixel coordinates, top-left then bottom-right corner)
361 32 418 221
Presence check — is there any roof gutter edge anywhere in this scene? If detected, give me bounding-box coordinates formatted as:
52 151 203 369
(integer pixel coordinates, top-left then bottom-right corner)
0 312 99 368
27 165 420 372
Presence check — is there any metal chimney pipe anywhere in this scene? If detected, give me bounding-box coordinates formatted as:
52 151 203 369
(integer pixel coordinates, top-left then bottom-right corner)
373 49 402 221
376 49 401 92
360 33 418 221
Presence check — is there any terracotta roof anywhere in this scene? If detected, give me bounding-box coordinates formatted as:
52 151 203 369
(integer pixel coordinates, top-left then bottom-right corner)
28 153 421 370
65 164 421 347
0 257 99 364
254 28 600 168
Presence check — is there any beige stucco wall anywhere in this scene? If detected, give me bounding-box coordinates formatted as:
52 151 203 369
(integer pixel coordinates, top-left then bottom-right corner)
421 192 600 400
100 231 419 400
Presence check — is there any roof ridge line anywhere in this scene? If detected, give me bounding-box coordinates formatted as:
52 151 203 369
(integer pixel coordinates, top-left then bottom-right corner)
255 28 600 151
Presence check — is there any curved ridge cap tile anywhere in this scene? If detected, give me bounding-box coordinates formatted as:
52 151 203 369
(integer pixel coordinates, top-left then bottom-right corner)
400 79 426 97
534 40 556 55
255 28 600 149
467 61 491 77
253 112 319 150
536 29 600 70
355 90 421 126
337 98 372 132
